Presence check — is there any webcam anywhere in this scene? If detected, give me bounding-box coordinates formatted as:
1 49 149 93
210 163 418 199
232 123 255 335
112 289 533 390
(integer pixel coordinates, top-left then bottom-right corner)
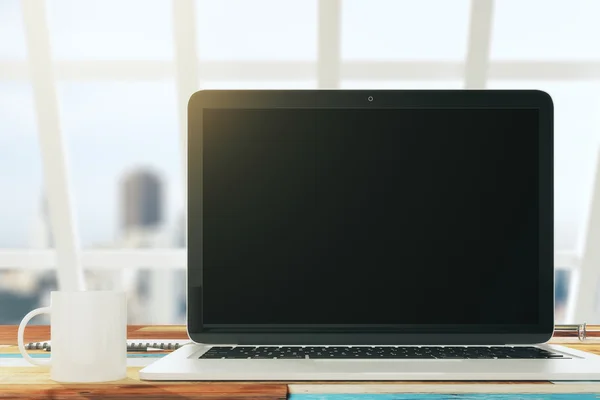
367 96 374 102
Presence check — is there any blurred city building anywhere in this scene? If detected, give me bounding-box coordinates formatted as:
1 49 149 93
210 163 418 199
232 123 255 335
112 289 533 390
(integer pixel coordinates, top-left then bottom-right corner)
121 169 166 247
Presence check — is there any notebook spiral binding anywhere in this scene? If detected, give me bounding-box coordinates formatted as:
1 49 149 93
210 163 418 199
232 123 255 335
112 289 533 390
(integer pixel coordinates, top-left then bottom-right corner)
24 325 593 351
25 341 184 351
24 342 50 350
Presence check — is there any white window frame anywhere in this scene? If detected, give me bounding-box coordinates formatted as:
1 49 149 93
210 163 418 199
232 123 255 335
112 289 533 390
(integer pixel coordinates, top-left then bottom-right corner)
0 0 596 302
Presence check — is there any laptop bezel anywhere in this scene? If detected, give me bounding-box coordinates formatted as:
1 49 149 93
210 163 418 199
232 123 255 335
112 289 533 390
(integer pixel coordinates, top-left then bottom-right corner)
187 90 554 345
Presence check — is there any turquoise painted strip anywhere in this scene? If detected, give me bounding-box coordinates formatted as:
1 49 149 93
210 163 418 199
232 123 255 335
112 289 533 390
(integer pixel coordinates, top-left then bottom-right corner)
0 353 166 359
289 395 600 400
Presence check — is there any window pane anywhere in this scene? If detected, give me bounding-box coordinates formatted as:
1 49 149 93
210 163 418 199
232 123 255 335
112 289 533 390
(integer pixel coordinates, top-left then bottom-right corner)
196 0 317 61
200 80 317 89
47 0 173 60
491 0 600 60
555 270 570 324
489 81 600 251
0 0 27 59
85 268 185 324
341 80 462 89
0 270 56 324
0 268 185 324
126 269 186 324
57 82 183 248
0 82 47 248
341 0 470 61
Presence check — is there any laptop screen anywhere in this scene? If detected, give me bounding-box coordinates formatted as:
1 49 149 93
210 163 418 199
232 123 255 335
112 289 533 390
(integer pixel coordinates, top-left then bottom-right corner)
199 107 540 326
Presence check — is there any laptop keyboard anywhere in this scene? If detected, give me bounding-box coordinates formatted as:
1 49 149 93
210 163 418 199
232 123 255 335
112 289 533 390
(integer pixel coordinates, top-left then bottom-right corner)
200 346 566 360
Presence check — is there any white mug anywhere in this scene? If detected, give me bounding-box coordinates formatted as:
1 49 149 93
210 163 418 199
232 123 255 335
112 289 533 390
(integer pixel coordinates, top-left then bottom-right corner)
18 290 127 383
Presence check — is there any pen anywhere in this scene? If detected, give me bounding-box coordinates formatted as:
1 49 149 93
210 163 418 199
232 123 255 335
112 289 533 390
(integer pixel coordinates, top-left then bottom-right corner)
554 324 587 340
129 347 166 352
554 324 600 341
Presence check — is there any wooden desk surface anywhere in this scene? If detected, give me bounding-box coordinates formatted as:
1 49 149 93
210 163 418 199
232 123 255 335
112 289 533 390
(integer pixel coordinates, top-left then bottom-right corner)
2 325 600 399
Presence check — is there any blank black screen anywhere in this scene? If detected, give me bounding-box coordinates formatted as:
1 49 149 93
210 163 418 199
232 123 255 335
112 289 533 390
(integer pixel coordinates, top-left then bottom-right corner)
201 108 539 325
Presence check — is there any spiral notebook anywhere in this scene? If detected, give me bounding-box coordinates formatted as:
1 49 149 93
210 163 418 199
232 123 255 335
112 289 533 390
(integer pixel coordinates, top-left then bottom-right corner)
25 339 191 352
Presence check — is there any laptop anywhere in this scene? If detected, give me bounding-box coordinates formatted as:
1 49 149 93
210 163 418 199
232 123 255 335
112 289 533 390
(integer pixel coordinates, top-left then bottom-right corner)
141 90 600 381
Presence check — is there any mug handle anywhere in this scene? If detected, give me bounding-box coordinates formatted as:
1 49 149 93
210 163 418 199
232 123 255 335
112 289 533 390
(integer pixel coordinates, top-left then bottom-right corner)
17 307 51 366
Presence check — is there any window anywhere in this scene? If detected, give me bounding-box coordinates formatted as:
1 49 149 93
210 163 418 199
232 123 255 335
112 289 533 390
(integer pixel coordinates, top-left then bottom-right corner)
0 82 52 323
341 0 470 61
1 0 599 324
46 0 174 60
0 0 27 60
200 81 317 90
0 83 44 249
340 81 462 89
491 0 600 60
196 0 317 61
57 81 182 248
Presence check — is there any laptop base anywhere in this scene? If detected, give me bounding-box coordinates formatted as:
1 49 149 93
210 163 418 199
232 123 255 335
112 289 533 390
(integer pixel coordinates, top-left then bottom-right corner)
140 343 600 381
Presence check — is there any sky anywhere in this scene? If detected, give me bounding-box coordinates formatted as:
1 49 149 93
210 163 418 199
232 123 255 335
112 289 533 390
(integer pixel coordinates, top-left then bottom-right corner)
1 0 600 250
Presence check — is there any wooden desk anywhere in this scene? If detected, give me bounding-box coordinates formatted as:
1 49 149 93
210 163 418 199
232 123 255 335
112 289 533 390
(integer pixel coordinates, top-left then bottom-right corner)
2 325 600 399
